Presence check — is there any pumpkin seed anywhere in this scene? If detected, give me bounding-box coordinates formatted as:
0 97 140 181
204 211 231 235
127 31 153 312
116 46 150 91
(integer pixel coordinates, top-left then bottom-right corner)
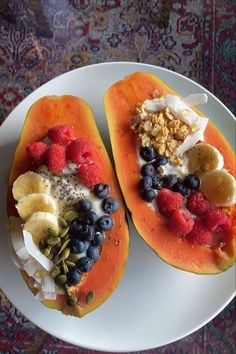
59 226 70 239
43 247 51 257
55 274 67 286
48 254 54 260
67 252 80 263
47 227 59 238
53 254 60 264
47 237 61 246
65 260 76 269
57 241 62 248
59 239 71 255
86 291 96 305
58 216 67 228
67 295 77 307
51 266 60 278
39 240 45 251
61 247 70 261
64 210 79 222
61 260 68 274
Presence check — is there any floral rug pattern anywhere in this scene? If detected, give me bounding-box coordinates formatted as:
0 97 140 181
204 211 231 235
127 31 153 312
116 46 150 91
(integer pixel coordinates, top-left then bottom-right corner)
0 0 235 353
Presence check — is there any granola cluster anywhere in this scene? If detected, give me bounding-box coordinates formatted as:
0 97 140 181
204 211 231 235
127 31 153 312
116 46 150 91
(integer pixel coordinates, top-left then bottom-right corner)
131 101 190 165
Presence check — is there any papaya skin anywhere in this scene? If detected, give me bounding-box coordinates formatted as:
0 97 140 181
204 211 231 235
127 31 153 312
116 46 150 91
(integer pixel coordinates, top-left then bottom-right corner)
8 95 129 317
104 72 235 274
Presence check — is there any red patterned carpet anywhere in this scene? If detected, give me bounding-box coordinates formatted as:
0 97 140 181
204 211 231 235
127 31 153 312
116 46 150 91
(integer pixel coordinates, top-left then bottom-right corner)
0 0 235 353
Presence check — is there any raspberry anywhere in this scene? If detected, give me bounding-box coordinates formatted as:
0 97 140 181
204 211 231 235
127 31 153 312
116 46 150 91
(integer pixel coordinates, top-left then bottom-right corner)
169 209 194 235
186 218 212 245
47 144 66 172
78 163 101 189
67 138 93 165
48 125 74 145
156 188 184 216
205 209 232 232
26 141 48 164
186 191 210 215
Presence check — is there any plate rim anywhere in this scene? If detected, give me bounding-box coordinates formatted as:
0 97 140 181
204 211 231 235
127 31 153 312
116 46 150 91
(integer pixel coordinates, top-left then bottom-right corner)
0 61 235 352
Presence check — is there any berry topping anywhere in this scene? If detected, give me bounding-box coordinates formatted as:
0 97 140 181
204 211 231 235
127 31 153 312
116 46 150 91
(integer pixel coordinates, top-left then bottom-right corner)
26 141 48 164
75 198 92 212
187 191 210 215
152 174 163 190
93 183 110 199
173 182 188 196
205 209 232 232
67 269 81 285
162 174 178 189
78 162 101 189
156 188 184 216
97 215 113 231
48 124 74 145
67 138 93 165
70 239 86 253
140 176 153 190
83 211 98 225
183 174 200 190
69 219 83 238
47 143 66 172
87 245 100 261
80 225 95 241
77 257 93 272
141 163 155 177
186 219 212 245
168 209 194 235
141 188 156 202
92 230 105 246
152 155 168 168
140 146 157 161
102 197 119 214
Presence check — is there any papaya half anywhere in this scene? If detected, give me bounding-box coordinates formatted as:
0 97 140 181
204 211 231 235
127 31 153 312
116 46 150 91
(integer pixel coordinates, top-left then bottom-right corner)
7 95 129 317
104 72 235 274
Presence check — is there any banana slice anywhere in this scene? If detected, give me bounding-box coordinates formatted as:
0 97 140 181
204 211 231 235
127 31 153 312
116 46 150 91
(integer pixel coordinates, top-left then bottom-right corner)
12 171 51 201
200 170 236 207
187 143 224 177
23 211 59 245
16 193 58 221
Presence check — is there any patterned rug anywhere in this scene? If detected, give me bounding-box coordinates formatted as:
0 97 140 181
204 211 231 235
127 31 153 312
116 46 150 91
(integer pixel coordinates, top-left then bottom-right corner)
0 0 235 353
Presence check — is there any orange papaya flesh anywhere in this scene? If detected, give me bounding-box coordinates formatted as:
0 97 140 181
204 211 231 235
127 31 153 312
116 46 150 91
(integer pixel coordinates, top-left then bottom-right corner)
104 72 235 274
8 95 129 317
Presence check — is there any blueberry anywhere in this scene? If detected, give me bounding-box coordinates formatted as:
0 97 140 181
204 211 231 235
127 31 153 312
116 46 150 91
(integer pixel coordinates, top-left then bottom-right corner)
140 176 153 190
102 197 119 214
75 199 92 212
93 183 110 198
83 211 98 225
67 269 81 285
80 225 95 241
141 163 155 177
140 146 157 161
141 188 156 202
162 174 178 189
152 155 168 169
87 245 100 261
69 219 83 238
70 239 86 254
152 174 163 190
97 215 113 231
92 230 105 246
183 174 200 190
172 182 188 196
77 257 93 272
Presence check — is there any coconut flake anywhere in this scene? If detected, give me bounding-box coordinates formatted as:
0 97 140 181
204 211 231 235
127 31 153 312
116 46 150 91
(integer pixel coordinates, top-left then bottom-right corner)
175 108 198 126
16 246 30 262
35 290 57 301
23 230 54 272
23 258 41 276
176 116 209 155
182 94 208 107
42 275 56 293
144 99 166 112
28 277 42 290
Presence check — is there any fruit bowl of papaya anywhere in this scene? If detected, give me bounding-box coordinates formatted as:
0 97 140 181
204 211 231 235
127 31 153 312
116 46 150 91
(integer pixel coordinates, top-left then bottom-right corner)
0 63 235 352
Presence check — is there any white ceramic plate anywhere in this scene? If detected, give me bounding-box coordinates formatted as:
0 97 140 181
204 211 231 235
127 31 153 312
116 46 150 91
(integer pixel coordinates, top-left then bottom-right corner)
0 63 235 352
